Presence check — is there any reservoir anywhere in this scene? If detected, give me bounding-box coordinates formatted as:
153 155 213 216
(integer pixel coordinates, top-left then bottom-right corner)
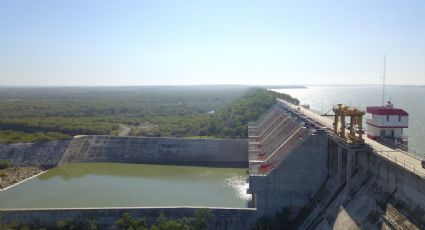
0 163 250 209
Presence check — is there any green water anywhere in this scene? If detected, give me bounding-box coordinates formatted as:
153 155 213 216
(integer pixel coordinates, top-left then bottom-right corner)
0 163 250 209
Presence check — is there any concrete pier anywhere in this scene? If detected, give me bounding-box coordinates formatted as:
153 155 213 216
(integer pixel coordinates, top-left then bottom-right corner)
337 145 343 183
346 150 353 196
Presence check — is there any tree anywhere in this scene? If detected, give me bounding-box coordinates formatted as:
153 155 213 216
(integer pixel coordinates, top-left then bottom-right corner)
192 209 213 230
116 213 148 230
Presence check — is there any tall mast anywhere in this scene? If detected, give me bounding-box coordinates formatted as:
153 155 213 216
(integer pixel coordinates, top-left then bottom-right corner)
382 54 387 106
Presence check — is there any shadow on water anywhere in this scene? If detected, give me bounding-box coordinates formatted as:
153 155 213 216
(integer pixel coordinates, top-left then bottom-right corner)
38 162 155 180
38 162 247 181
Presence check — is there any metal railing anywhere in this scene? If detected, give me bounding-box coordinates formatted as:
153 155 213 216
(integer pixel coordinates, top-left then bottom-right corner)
375 149 425 180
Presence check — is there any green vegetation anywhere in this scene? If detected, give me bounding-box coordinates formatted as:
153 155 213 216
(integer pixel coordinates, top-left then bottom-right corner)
0 86 298 143
115 212 148 230
56 218 98 230
116 210 213 230
0 209 213 230
0 130 70 144
254 207 293 230
208 88 298 138
0 159 9 178
0 160 10 170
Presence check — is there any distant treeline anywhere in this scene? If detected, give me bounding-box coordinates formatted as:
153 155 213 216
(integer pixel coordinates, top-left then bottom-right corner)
0 86 247 118
0 86 298 143
208 88 299 138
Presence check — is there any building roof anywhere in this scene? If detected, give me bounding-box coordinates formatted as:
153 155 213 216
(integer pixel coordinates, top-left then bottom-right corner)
366 106 409 116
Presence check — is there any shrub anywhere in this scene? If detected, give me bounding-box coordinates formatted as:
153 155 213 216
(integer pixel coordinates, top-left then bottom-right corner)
254 207 293 230
115 213 147 230
0 160 10 170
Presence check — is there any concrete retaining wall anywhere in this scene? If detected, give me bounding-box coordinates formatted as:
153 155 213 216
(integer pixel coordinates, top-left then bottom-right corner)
0 136 248 168
0 207 256 230
59 136 248 167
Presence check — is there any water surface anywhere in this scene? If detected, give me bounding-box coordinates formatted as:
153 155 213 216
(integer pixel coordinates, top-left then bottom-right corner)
0 163 250 209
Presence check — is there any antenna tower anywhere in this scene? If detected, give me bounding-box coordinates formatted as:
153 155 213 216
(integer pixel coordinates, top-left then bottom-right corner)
382 54 387 106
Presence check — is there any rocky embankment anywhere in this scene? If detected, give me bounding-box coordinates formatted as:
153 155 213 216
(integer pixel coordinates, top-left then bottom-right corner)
0 140 70 168
0 166 43 190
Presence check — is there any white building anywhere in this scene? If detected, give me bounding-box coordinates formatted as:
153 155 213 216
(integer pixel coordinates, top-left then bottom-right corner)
366 101 408 140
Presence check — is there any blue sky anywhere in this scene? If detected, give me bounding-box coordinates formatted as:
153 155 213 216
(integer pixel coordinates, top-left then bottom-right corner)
1 0 424 86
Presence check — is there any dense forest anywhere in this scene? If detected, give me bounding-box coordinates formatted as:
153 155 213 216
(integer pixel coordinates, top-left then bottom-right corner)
0 86 298 143
208 88 298 138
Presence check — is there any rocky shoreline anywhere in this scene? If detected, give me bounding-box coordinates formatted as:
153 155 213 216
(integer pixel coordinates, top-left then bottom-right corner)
0 166 43 190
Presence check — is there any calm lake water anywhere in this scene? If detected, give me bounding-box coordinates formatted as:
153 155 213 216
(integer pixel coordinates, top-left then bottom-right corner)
0 163 250 209
273 86 425 156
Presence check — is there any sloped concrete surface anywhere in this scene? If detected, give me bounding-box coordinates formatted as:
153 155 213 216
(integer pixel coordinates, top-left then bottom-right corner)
59 136 248 167
299 172 424 230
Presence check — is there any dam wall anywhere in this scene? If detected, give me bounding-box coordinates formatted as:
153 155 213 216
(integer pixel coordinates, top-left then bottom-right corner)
0 140 70 168
247 103 329 218
250 134 329 217
0 207 256 230
248 100 425 229
59 136 248 167
297 152 425 229
272 100 425 229
356 149 425 210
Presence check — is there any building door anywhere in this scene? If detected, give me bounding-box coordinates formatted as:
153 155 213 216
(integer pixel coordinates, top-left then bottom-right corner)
380 130 386 138
391 130 395 138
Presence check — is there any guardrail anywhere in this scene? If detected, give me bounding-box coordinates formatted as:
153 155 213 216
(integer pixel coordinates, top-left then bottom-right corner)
375 149 425 180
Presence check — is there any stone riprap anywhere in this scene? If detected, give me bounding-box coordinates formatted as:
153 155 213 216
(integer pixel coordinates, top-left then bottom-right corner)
0 166 43 190
0 140 70 168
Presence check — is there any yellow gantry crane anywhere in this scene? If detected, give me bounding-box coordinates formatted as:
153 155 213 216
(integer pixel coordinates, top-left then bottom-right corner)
322 104 365 144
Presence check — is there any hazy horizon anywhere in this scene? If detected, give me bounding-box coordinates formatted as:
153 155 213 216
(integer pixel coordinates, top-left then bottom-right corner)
1 83 424 88
1 1 424 86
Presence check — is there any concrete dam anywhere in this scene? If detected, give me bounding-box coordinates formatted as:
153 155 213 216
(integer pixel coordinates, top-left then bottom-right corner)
2 99 425 229
247 99 425 229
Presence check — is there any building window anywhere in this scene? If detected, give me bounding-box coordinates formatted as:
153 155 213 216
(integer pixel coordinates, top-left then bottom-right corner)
398 115 401 122
386 115 389 121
